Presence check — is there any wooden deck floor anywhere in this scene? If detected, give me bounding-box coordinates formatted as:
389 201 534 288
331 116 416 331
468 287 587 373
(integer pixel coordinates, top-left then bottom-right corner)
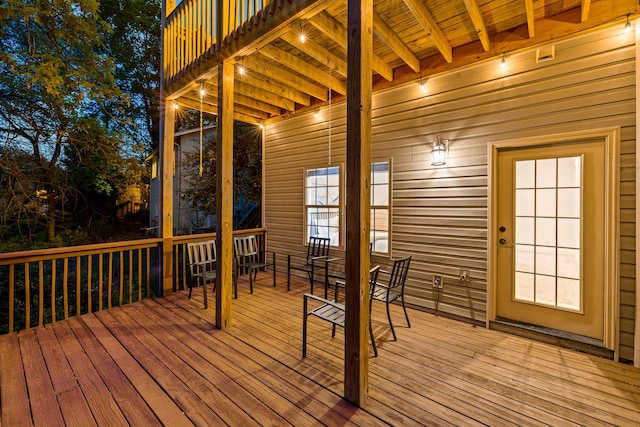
2 273 640 426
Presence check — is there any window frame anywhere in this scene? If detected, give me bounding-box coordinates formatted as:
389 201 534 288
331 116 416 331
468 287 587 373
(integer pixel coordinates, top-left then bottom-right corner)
370 159 391 256
303 165 344 249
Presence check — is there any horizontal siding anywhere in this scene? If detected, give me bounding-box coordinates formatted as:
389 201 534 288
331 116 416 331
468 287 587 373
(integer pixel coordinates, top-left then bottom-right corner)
264 26 636 358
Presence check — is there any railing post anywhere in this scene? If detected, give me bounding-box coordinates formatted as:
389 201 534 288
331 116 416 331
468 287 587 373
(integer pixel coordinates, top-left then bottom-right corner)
159 97 176 297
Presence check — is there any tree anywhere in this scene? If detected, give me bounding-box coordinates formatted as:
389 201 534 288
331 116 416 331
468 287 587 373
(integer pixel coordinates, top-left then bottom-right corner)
0 0 130 242
182 121 263 229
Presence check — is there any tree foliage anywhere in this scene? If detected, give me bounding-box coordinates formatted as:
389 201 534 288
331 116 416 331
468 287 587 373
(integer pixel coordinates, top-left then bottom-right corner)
182 121 262 228
0 0 138 244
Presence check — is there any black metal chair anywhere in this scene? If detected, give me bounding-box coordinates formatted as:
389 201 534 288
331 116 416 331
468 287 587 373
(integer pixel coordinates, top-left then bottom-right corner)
302 265 381 357
287 236 330 293
233 235 276 298
323 243 373 298
370 255 412 341
186 239 216 309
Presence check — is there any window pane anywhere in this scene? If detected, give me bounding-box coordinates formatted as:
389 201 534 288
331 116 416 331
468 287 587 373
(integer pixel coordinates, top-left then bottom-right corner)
536 274 556 305
515 272 534 302
557 218 580 249
558 156 581 187
557 248 580 279
557 278 581 310
516 189 535 216
515 217 535 245
535 246 556 276
515 160 535 188
558 188 580 218
535 189 556 218
535 217 556 246
536 159 557 188
515 244 534 273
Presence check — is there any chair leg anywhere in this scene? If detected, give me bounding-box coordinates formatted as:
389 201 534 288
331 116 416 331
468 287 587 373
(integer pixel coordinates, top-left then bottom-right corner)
188 280 194 299
287 257 291 291
249 268 254 294
369 317 378 357
402 297 411 328
272 256 276 288
308 271 314 294
302 296 308 358
386 301 397 341
203 280 208 309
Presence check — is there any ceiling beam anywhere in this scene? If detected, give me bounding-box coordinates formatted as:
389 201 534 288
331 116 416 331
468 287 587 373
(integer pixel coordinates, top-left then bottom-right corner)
462 0 490 51
239 70 312 106
373 11 420 73
582 0 591 22
280 31 348 77
198 82 283 115
258 46 347 95
401 0 452 63
177 97 265 123
524 0 535 38
236 80 296 111
241 55 328 101
180 95 270 120
309 12 393 81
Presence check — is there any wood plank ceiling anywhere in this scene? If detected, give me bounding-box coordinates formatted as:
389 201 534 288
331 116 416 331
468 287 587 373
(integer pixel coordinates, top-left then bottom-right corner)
168 0 635 124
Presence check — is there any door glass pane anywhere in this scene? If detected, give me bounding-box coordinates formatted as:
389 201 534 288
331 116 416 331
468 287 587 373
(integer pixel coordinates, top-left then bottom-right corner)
536 189 556 217
513 156 582 312
536 159 557 188
516 189 535 216
558 188 580 218
515 160 535 188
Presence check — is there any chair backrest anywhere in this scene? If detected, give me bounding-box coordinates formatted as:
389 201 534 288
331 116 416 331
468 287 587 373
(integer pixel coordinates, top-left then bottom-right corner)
387 255 412 290
306 237 331 264
187 240 216 275
234 235 260 257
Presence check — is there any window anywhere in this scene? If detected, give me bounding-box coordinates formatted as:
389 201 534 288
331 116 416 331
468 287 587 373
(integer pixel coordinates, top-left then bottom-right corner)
151 158 157 179
371 161 390 254
305 166 341 246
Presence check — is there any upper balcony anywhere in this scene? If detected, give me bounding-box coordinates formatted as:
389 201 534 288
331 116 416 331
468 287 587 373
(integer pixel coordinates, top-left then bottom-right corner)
162 0 636 123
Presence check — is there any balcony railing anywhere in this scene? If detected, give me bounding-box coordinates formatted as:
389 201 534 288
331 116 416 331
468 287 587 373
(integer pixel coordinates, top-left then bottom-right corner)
164 0 270 80
0 228 267 335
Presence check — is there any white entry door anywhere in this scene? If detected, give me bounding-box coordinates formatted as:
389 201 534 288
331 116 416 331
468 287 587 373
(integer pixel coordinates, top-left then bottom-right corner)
495 139 606 340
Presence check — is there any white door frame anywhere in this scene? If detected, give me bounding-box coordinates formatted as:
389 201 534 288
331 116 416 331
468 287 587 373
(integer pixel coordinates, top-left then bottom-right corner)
487 127 620 355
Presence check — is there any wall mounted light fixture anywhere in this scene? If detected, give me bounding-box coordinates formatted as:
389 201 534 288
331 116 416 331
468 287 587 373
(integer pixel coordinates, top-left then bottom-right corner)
431 136 449 166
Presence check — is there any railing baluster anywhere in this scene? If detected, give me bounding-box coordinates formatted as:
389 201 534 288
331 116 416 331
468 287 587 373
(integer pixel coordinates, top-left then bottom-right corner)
25 262 30 329
63 258 69 319
99 253 104 311
76 256 81 317
129 250 133 304
119 251 124 306
9 265 14 333
51 260 56 324
138 249 143 302
88 255 93 314
146 248 151 298
108 252 113 309
38 260 44 326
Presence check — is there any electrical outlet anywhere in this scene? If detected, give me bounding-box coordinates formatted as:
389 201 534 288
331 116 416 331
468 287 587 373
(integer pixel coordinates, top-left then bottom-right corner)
460 268 470 282
433 275 443 289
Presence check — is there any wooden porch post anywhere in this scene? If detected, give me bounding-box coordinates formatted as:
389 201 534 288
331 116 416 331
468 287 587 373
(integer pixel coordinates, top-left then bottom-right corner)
159 100 175 297
159 0 176 297
344 0 373 406
215 60 234 328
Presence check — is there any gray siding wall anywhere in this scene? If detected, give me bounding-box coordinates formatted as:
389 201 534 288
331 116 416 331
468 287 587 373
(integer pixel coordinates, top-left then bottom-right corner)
263 27 636 361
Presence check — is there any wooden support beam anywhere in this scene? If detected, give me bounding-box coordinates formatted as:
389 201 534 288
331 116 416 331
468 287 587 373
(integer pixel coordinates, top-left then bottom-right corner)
178 96 270 121
524 0 535 38
309 12 393 81
215 60 234 329
373 11 420 73
160 99 175 297
280 31 349 77
582 0 592 23
462 0 490 51
344 0 372 407
242 54 328 101
258 46 347 95
239 69 312 106
402 0 452 63
236 80 296 111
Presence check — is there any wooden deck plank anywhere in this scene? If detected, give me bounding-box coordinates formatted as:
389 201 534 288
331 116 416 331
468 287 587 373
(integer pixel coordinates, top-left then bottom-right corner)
147 297 384 427
0 333 33 427
230 280 548 426
3 272 640 426
65 317 162 427
18 329 65 427
111 305 272 426
35 325 97 427
93 309 223 426
80 314 194 426
50 321 129 426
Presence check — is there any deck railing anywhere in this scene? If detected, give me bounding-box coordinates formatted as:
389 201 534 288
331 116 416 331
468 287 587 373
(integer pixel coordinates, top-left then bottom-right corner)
164 0 270 80
0 228 267 335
